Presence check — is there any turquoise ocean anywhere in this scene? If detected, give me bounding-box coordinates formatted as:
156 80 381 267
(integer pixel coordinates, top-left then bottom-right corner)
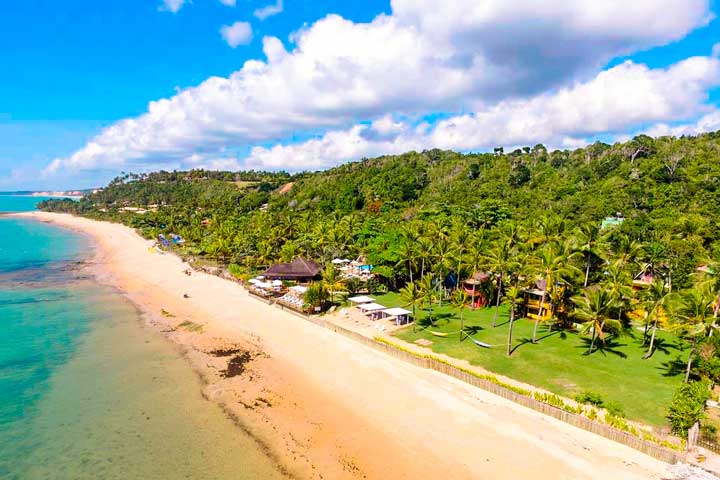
0 195 283 479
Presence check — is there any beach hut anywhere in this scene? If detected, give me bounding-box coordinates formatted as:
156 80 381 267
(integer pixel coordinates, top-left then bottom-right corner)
358 302 387 320
383 307 412 325
632 263 670 290
264 257 322 282
521 286 551 322
348 295 375 305
462 272 491 308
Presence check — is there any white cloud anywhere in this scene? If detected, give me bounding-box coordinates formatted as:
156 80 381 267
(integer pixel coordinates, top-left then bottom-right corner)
218 0 236 6
159 0 185 13
245 56 720 170
47 0 714 175
220 21 253 48
643 111 720 138
254 0 283 20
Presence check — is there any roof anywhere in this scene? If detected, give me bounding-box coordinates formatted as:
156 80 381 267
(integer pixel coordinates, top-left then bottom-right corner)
348 295 375 304
384 307 412 316
522 288 546 297
464 272 491 284
358 303 387 312
264 257 322 279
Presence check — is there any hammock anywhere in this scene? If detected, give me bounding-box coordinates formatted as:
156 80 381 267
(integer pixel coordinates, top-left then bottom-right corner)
469 337 492 348
429 330 462 337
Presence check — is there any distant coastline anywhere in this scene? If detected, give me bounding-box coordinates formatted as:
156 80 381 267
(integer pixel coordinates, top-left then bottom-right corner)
0 191 86 199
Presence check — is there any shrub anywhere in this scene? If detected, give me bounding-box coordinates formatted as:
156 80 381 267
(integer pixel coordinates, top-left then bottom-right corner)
605 401 625 418
667 380 711 437
227 263 244 279
575 391 604 407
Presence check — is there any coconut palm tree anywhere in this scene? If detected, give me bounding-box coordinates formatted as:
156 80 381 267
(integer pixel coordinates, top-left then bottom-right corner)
641 278 673 359
674 285 715 382
396 237 418 283
321 264 345 303
503 285 522 356
451 289 469 341
417 236 434 280
573 222 607 287
304 282 329 312
400 281 423 330
419 274 439 325
450 220 471 292
694 259 720 336
530 241 578 343
602 260 634 325
483 239 514 327
572 286 621 354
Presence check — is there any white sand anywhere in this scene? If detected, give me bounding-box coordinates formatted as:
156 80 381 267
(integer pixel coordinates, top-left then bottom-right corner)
18 212 675 480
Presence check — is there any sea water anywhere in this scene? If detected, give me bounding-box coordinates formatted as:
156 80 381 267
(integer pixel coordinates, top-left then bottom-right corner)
0 196 284 479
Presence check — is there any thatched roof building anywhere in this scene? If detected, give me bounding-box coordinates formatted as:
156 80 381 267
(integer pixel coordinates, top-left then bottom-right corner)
264 257 322 281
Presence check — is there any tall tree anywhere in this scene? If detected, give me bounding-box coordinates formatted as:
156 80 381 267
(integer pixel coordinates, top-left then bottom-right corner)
572 286 621 354
503 285 522 356
641 278 673 359
451 289 469 342
674 285 715 382
400 281 423 330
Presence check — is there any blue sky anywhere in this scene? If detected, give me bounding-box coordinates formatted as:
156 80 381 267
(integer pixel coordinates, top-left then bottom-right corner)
1 0 719 190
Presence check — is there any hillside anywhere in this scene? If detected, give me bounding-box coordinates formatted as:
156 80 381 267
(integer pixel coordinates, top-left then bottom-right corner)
41 131 720 288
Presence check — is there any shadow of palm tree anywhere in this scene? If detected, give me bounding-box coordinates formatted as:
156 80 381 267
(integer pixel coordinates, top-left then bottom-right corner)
659 355 686 377
577 336 628 358
511 330 561 354
463 325 484 335
641 338 685 359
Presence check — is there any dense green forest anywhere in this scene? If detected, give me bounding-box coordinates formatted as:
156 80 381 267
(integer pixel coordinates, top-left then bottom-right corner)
41 132 720 288
40 131 720 436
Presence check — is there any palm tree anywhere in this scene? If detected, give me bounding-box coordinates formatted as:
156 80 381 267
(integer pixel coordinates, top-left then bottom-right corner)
304 282 329 312
694 259 720 336
572 286 621 354
397 236 418 283
573 222 607 287
602 261 634 325
450 220 471 292
451 289 469 341
484 238 515 327
419 274 438 325
530 242 577 343
503 285 521 356
321 264 345 303
432 236 457 306
674 285 715 382
400 281 423 330
642 278 673 359
417 237 434 280
465 236 488 309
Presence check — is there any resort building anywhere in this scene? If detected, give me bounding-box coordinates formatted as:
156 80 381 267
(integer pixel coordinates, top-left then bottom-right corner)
264 257 322 282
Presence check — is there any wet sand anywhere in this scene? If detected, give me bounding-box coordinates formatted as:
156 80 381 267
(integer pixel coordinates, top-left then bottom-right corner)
15 211 676 480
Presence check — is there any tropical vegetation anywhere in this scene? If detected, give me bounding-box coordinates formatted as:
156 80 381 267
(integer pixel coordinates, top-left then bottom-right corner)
39 132 720 437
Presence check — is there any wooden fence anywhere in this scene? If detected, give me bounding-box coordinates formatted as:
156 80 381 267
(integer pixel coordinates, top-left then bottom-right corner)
243 290 686 464
699 439 720 455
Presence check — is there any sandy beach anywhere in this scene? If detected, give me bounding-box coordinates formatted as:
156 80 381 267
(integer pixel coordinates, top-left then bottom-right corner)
14 211 678 480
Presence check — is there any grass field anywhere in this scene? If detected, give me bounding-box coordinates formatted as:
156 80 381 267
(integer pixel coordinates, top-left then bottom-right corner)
375 292 689 427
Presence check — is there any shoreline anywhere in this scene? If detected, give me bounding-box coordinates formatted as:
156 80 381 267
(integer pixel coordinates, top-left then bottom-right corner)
12 211 679 479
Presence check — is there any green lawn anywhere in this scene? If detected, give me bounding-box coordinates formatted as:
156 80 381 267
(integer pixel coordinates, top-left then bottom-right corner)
376 292 689 427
